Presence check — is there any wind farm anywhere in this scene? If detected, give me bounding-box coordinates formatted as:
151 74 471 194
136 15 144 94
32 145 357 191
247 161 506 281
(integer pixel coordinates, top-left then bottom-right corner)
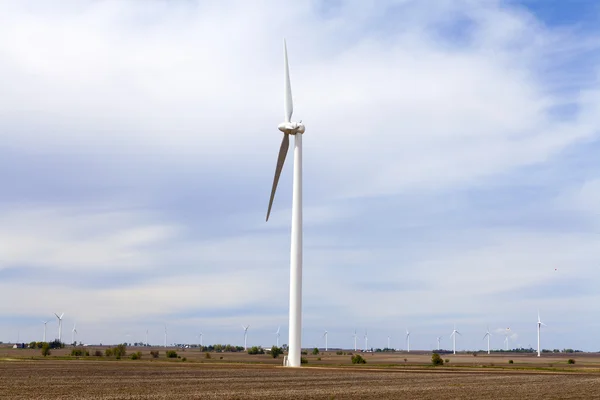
2 1 600 399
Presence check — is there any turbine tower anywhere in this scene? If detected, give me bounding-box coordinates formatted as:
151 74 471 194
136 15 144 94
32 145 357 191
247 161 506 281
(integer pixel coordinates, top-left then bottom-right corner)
54 312 64 342
164 324 167 348
504 327 511 351
364 330 368 351
353 329 357 352
387 335 391 350
242 325 250 350
199 332 203 348
537 311 546 357
146 329 149 346
323 330 328 351
265 38 306 368
42 320 50 342
406 329 411 352
483 326 491 354
275 327 280 347
450 324 461 354
71 322 77 345
436 336 442 350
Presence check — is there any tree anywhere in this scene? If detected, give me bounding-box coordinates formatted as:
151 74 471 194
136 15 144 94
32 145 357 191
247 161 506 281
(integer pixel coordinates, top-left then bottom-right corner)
431 353 444 366
351 354 366 364
312 348 320 355
270 346 283 358
41 343 51 357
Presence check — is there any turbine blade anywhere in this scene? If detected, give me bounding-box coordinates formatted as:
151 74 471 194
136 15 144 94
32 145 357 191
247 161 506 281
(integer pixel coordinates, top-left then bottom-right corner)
284 39 293 123
266 133 290 221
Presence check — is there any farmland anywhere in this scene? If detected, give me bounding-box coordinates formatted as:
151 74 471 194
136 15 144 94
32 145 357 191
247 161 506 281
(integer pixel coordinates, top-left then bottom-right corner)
1 347 600 399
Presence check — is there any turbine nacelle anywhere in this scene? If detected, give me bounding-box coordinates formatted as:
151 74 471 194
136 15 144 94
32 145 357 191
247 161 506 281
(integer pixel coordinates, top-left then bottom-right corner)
278 121 305 135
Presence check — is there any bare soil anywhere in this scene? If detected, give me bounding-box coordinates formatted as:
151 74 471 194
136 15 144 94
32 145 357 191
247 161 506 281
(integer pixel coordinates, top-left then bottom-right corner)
1 358 599 399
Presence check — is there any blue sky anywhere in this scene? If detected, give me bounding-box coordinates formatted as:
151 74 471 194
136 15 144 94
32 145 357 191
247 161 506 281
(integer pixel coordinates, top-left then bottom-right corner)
1 0 599 352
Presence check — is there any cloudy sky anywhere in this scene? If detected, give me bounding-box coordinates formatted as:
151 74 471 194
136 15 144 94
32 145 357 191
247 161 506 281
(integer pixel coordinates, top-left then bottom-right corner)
1 0 599 352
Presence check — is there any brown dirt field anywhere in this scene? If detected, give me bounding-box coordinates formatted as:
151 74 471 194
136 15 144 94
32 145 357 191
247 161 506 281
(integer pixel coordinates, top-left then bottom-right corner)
1 359 600 399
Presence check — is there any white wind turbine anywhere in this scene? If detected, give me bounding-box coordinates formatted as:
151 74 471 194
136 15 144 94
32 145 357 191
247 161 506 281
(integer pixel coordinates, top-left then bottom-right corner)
71 322 77 345
42 320 50 342
387 335 391 350
406 329 411 352
242 325 250 350
436 336 442 350
164 324 167 347
537 311 547 357
504 327 511 351
54 312 64 342
198 332 203 348
145 329 149 346
323 330 328 351
483 326 492 354
265 39 306 368
364 330 368 351
352 329 357 352
275 327 280 347
450 324 461 354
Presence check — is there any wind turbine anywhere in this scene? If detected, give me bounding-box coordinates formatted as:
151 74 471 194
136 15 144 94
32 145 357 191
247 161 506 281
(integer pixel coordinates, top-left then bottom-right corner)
164 324 167 347
54 312 64 342
323 330 328 351
483 326 492 354
275 327 280 347
450 324 461 354
42 320 50 342
71 322 77 345
198 332 203 348
504 327 511 351
364 330 368 351
406 329 411 352
265 38 306 368
436 336 442 350
145 329 149 346
537 311 547 357
387 335 391 350
352 329 357 351
242 325 250 350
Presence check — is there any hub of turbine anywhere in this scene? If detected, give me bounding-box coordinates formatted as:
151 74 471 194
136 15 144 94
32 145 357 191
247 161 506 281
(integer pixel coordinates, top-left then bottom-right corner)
278 121 305 135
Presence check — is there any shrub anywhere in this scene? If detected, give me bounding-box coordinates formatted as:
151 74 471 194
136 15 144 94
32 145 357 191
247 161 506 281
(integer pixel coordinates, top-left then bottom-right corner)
247 346 264 355
317 357 321 361
105 348 113 357
312 348 320 355
219 356 223 360
71 349 84 357
166 350 178 358
444 359 450 364
508 360 514 364
150 350 159 358
205 352 211 359
182 357 187 362
271 346 283 359
301 351 308 355
130 352 142 360
41 343 51 357
472 352 478 357
300 357 308 364
94 350 103 357
431 353 444 366
351 354 366 364
336 351 343 355
568 359 575 364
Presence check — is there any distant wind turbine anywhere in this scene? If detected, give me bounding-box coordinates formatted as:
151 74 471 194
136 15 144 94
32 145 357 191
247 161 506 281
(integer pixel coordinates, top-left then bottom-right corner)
71 322 77 345
406 329 411 352
42 320 50 343
483 326 492 354
199 332 203 348
504 328 510 351
450 324 461 354
323 330 328 351
436 336 442 350
54 312 64 342
145 329 148 346
242 325 250 350
387 335 391 350
164 324 167 347
537 311 547 357
353 329 357 352
364 330 368 351
275 327 281 347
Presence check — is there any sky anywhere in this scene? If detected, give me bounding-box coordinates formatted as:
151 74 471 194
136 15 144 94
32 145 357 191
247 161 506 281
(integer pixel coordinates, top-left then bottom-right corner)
0 0 599 352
